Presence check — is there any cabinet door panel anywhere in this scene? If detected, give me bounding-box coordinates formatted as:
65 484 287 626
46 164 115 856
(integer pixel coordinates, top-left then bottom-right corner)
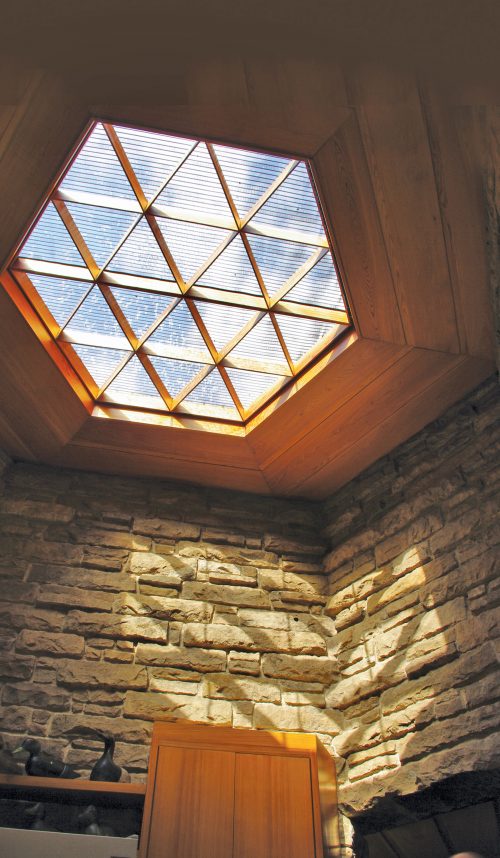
234 753 317 858
146 746 235 858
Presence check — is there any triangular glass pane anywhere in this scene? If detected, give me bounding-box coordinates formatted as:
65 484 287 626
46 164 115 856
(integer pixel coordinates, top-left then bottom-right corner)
284 253 345 311
114 126 195 201
149 356 206 399
251 162 325 239
64 286 131 348
156 143 235 223
19 203 85 266
72 344 128 388
229 315 288 367
183 368 235 408
276 314 335 363
61 122 136 201
109 287 172 339
246 234 313 296
213 145 290 219
146 301 212 359
156 217 229 283
106 218 175 281
105 355 166 407
66 203 137 269
226 367 284 410
28 274 90 327
196 235 262 296
194 301 256 353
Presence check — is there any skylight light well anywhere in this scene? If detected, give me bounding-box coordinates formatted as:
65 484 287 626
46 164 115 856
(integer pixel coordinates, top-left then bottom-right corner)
10 121 350 424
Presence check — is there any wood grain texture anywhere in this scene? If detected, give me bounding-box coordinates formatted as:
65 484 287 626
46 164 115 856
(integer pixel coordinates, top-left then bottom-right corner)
234 754 319 858
144 746 235 858
312 117 404 344
350 69 460 352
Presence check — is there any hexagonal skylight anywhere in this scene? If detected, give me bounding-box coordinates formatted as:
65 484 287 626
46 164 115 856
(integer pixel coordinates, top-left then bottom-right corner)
9 121 350 424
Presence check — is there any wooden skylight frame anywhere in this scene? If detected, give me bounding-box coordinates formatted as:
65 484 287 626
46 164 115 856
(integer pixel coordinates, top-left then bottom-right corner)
7 120 351 428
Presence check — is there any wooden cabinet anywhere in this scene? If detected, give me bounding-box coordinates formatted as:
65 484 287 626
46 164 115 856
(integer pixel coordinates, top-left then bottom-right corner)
139 723 340 858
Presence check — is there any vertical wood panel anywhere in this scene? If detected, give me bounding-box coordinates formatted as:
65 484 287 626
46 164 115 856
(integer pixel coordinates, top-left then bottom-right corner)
350 70 460 352
234 753 318 858
145 746 235 858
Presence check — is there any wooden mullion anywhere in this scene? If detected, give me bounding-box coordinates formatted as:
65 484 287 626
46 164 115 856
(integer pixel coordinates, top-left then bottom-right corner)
274 301 349 325
14 270 65 338
148 140 199 208
240 231 271 306
59 340 100 400
240 159 300 227
171 363 214 409
184 298 220 363
99 270 181 296
206 143 242 229
13 258 93 282
269 311 294 373
146 214 187 292
185 231 237 290
150 203 235 232
97 282 139 349
136 295 183 349
243 221 328 248
221 354 292 376
270 247 328 306
52 198 100 278
103 123 148 211
218 310 265 361
187 285 266 312
242 374 291 422
97 212 143 275
217 364 246 419
289 325 344 374
136 350 174 410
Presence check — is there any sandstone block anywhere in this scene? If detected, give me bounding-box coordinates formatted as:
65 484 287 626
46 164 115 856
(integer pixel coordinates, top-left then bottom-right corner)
253 703 343 735
76 527 150 551
191 544 278 569
16 629 84 658
135 643 226 672
128 551 195 583
30 564 135 592
0 654 35 680
228 651 260 676
133 518 200 540
37 585 114 612
182 581 270 609
0 582 38 604
203 673 279 703
124 690 232 724
65 611 167 642
50 712 153 743
57 660 148 690
183 623 326 655
279 590 327 606
2 682 71 711
149 676 199 695
114 593 213 624
208 568 258 588
366 566 425 614
238 608 311 633
0 498 75 523
282 691 325 707
262 654 337 683
263 533 325 554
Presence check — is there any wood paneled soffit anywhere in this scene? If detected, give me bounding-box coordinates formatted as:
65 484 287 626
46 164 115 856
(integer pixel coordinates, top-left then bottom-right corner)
0 67 496 497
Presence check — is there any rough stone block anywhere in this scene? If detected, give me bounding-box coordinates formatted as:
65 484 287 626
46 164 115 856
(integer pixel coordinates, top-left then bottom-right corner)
114 593 213 624
203 673 279 703
182 581 270 608
65 611 167 642
0 499 75 523
135 643 226 672
228 651 260 676
2 682 71 711
50 713 153 743
253 703 343 734
16 630 84 658
124 690 232 724
57 660 148 690
133 518 200 540
262 653 337 683
128 551 195 582
37 585 114 612
183 623 326 655
0 654 35 680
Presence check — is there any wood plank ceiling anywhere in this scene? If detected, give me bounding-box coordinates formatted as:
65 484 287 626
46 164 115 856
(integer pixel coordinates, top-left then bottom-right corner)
0 3 497 499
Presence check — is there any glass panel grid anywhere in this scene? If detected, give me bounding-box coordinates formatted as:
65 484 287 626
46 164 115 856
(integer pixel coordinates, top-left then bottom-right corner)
8 120 350 426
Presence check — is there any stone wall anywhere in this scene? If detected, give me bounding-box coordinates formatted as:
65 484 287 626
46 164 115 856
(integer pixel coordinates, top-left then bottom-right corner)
323 375 500 829
0 376 499 856
0 459 332 782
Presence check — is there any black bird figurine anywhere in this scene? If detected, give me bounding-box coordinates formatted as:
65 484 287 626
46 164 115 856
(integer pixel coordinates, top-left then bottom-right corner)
78 804 115 837
13 738 80 778
89 732 121 782
24 802 56 832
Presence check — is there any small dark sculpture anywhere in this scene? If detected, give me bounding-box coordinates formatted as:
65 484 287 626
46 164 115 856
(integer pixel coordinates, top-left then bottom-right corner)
78 804 115 837
24 802 56 832
90 732 121 782
13 738 79 778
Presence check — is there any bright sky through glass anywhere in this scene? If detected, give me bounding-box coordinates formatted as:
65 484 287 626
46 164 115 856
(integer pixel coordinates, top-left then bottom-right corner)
11 121 349 422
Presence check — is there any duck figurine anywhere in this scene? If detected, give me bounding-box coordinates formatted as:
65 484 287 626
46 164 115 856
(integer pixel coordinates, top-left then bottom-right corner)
78 804 115 837
89 732 121 782
24 802 56 832
13 738 80 778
